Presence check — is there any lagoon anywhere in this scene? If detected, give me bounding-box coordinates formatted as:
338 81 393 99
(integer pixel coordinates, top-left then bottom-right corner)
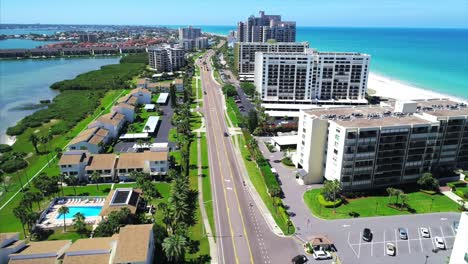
0 57 120 144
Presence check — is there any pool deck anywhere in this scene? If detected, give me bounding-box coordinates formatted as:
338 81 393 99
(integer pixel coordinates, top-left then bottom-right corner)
38 197 106 229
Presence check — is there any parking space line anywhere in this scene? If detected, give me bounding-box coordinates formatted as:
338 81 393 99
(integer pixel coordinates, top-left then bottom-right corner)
347 232 359 258
440 226 448 249
383 230 386 256
371 236 374 256
429 227 436 249
358 231 362 258
407 233 411 254
450 223 456 236
418 227 423 252
394 229 398 254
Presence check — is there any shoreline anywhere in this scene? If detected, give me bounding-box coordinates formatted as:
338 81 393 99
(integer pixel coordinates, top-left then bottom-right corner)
368 72 467 103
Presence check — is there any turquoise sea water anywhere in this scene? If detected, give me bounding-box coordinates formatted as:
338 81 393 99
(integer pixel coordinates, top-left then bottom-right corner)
0 57 120 143
199 26 468 99
56 206 102 219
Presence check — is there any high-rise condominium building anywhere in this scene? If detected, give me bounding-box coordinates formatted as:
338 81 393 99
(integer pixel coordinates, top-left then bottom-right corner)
237 11 296 43
178 26 201 40
148 46 186 72
179 26 206 51
295 99 468 190
254 48 370 106
235 41 309 81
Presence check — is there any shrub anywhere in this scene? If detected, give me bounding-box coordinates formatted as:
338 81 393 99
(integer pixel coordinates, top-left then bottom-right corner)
317 193 343 208
222 84 237 97
0 158 28 173
29 121 42 128
281 157 294 166
420 189 437 195
448 181 467 191
0 144 12 153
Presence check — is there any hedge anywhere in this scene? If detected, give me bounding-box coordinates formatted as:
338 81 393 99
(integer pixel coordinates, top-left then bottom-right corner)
0 144 12 153
448 181 467 191
317 193 343 208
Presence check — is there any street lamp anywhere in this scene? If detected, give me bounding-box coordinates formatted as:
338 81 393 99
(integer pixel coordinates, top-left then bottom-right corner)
424 255 429 264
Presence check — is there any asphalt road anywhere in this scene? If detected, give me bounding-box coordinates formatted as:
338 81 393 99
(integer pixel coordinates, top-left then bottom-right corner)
199 46 303 264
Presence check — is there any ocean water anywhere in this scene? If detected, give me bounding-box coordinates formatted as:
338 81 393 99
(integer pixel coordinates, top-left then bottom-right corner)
0 57 120 143
199 26 468 99
0 39 63 49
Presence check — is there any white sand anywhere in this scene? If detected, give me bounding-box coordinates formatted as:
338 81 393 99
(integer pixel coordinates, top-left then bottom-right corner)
368 72 466 103
0 134 16 146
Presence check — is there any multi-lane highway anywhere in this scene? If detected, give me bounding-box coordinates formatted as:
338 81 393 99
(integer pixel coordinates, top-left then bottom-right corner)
197 47 302 264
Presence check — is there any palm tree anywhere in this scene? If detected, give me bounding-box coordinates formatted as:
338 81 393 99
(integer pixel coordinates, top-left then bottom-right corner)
13 207 28 238
66 176 78 196
162 234 187 263
58 206 69 232
90 171 101 191
29 134 40 154
21 191 35 211
386 187 395 205
73 212 87 237
0 173 8 192
144 125 151 133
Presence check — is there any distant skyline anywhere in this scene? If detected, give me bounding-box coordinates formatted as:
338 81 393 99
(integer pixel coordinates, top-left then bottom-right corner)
1 0 467 29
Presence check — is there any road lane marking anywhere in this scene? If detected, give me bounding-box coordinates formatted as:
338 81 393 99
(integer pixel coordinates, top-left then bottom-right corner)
226 187 233 190
358 231 362 258
348 232 359 257
371 235 374 256
418 227 423 252
440 226 447 249
383 230 386 256
394 229 399 254
429 227 436 249
407 231 411 254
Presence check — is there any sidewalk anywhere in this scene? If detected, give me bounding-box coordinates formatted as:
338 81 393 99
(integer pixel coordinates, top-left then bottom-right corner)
442 190 468 209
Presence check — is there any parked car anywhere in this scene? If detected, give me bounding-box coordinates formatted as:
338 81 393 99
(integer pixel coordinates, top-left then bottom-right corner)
291 254 308 264
434 237 446 249
224 131 229 137
398 228 408 240
386 243 396 256
362 228 372 242
420 227 430 238
313 249 331 260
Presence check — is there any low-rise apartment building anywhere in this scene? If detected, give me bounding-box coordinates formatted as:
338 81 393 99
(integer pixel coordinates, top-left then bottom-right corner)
112 102 135 122
88 112 126 138
129 88 152 105
254 48 370 111
116 150 168 181
59 151 90 180
8 240 72 264
67 127 110 153
0 233 25 264
235 41 309 81
85 154 118 182
295 99 468 189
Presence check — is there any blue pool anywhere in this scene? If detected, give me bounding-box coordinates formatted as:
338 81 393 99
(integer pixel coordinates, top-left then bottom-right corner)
56 206 103 219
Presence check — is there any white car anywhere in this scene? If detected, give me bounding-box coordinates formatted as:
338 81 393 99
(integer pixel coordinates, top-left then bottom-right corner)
434 236 445 249
420 227 430 238
312 250 331 260
386 243 396 256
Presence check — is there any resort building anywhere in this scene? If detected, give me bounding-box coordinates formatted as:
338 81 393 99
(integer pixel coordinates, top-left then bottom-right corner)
85 154 118 182
88 112 126 138
59 151 90 180
129 88 152 105
254 48 370 111
178 26 208 51
8 240 72 264
113 224 154 264
236 11 296 43
62 236 118 264
235 41 309 81
67 127 110 153
117 94 139 106
148 45 186 72
136 78 147 89
2 224 154 264
295 99 468 189
116 151 169 181
112 103 135 122
179 26 201 40
173 78 184 92
0 233 25 264
100 188 143 217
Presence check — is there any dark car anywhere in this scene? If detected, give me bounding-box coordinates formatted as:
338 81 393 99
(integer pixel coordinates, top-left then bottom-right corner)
291 254 308 264
224 132 229 137
363 228 372 242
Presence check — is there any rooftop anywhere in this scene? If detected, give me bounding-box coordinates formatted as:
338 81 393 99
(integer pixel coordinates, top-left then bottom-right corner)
64 236 116 253
116 151 168 169
63 254 110 264
143 116 160 133
0 232 18 246
59 151 89 166
412 99 468 118
9 240 71 257
85 154 117 171
156 93 169 104
69 127 109 146
100 188 141 216
119 133 149 140
113 224 153 263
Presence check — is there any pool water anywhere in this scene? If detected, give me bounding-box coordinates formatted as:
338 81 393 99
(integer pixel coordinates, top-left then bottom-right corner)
56 206 103 219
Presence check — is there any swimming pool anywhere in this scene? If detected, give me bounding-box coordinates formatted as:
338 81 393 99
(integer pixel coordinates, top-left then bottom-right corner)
56 206 103 219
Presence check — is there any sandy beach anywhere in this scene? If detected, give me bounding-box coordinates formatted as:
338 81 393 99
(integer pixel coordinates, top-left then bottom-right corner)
368 72 467 103
0 134 16 146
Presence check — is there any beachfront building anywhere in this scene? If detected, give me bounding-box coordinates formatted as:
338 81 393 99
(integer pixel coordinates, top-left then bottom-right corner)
116 151 169 181
112 103 135 122
254 48 370 112
295 99 468 189
235 41 309 81
88 112 126 138
85 154 118 182
100 188 143 217
148 45 186 72
117 94 139 106
2 224 154 264
8 240 72 264
67 127 110 153
236 11 296 43
129 88 152 105
0 233 25 264
59 151 90 180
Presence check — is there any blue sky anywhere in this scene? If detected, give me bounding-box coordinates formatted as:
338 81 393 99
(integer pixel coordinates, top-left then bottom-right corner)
1 0 467 28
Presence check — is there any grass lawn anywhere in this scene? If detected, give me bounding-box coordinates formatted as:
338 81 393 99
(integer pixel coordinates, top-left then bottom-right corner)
47 227 89 242
200 134 215 239
226 98 241 127
236 135 295 235
454 186 468 201
168 128 178 142
304 188 461 220
0 89 127 235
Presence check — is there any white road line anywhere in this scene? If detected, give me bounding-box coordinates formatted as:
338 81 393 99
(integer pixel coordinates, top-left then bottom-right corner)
358 231 362 258
371 235 374 256
418 227 424 252
349 236 456 246
348 232 359 258
450 223 456 236
429 227 436 249
440 226 447 249
407 232 411 254
394 229 399 254
383 230 386 256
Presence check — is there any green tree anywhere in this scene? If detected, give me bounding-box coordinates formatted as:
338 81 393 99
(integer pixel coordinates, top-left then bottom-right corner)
386 187 396 205
247 109 258 133
321 180 341 212
65 176 79 196
0 172 8 192
417 173 440 191
162 234 187 263
73 212 87 237
58 206 69 232
29 134 40 154
90 171 101 191
222 84 237 96
13 206 28 238
170 84 177 108
240 82 256 97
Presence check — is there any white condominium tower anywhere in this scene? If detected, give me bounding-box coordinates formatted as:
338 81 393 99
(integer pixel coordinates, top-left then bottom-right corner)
235 41 309 81
236 11 296 43
295 99 468 190
254 48 370 107
148 46 186 72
